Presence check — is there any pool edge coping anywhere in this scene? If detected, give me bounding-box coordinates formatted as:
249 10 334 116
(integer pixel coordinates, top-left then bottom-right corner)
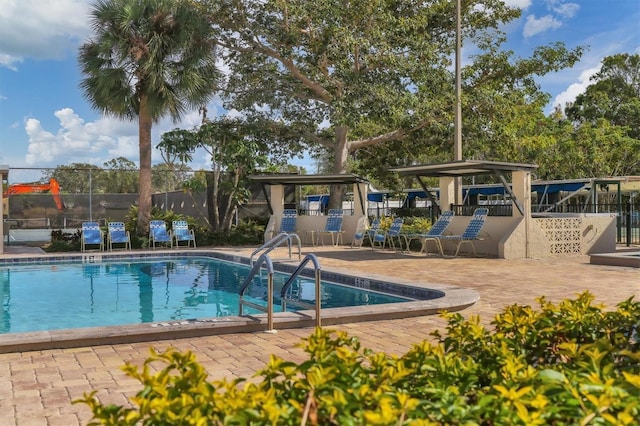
589 250 640 268
0 248 480 353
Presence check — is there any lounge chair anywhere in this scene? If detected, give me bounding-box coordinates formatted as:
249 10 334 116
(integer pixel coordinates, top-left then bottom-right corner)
172 220 196 248
107 222 131 251
397 211 455 254
418 211 455 255
149 220 172 249
351 217 381 248
364 218 381 247
313 209 344 246
436 208 489 257
279 209 297 234
81 221 104 252
372 217 404 251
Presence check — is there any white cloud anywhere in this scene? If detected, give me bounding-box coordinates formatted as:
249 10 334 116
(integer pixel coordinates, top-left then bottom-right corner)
21 101 224 170
551 2 579 19
523 14 563 38
0 0 89 68
24 108 138 166
520 1 580 38
552 65 600 110
503 0 533 9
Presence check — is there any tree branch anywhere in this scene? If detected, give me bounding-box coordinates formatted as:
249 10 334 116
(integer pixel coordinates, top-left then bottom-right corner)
348 129 407 151
219 38 333 103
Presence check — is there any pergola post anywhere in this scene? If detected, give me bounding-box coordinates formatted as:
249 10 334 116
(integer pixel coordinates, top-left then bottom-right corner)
511 171 531 218
269 184 285 217
512 170 532 258
353 182 368 217
439 177 456 211
1 165 9 254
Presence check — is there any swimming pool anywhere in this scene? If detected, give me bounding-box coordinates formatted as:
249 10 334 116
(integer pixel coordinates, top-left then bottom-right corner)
0 256 408 334
0 250 479 353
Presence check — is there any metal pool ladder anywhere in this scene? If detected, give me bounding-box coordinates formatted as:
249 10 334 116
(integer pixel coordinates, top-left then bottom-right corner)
249 232 302 266
239 253 322 333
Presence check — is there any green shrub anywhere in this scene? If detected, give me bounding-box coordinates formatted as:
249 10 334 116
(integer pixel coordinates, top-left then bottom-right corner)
229 219 265 244
372 216 431 250
76 292 640 425
46 229 81 252
179 219 263 247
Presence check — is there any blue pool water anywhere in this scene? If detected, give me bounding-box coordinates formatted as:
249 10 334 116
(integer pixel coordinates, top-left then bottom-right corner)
0 257 409 334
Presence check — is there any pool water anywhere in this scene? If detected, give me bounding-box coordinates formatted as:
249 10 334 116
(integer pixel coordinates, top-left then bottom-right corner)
0 257 409 334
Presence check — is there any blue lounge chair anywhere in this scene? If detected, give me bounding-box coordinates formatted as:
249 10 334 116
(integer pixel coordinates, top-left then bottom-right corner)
172 220 196 248
107 222 131 251
398 211 455 254
314 209 344 246
351 217 381 248
364 218 381 247
81 221 104 252
372 217 404 251
279 209 298 234
419 211 455 255
437 208 489 257
149 220 172 249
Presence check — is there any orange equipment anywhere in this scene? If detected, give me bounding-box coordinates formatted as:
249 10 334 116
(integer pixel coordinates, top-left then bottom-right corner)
2 178 64 213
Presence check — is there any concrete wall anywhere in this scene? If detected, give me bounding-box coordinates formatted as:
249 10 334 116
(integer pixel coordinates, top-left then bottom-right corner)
432 213 616 259
438 216 524 258
438 213 617 259
265 213 361 245
499 218 550 259
580 214 618 254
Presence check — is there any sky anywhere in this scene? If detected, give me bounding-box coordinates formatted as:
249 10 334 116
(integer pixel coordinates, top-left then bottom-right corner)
0 0 639 184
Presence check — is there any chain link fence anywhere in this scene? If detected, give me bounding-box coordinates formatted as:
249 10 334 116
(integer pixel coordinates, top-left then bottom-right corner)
2 167 271 231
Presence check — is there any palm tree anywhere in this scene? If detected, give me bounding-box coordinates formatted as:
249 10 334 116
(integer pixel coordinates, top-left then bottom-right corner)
78 0 220 234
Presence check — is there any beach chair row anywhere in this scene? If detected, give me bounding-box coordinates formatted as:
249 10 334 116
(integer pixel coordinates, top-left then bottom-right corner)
352 208 489 257
278 208 346 246
81 220 196 251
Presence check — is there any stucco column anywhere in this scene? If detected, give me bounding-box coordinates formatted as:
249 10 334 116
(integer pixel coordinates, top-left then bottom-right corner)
512 170 532 257
511 171 531 218
353 182 368 217
270 184 285 216
439 177 455 211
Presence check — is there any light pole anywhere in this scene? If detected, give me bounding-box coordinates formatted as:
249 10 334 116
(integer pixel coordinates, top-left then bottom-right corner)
454 0 463 205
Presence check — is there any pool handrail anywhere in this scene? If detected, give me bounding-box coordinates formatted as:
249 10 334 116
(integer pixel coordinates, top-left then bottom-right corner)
250 232 301 267
238 253 276 332
280 254 322 327
239 253 323 330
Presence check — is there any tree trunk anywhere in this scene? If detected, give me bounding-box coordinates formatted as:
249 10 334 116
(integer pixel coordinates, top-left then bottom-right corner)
137 95 153 236
206 171 218 231
212 167 222 230
220 168 241 232
329 126 349 210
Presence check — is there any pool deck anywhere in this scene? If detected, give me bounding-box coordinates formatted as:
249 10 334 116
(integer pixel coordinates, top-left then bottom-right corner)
1 244 639 425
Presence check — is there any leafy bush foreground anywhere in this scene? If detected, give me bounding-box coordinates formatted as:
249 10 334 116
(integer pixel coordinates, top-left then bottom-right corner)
77 292 640 425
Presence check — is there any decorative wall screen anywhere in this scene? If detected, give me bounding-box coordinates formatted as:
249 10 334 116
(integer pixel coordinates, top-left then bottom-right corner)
535 217 582 254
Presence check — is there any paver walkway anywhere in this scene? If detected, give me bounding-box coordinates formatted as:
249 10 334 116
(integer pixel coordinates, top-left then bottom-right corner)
0 246 638 425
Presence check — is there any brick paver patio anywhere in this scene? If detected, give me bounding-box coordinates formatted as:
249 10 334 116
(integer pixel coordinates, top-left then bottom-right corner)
0 245 638 425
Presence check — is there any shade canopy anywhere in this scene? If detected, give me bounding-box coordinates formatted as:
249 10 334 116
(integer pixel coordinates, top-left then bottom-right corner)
249 173 369 186
390 160 539 216
249 173 369 215
390 160 538 178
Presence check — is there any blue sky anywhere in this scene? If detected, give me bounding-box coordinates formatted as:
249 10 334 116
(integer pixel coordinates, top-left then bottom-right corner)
1 0 639 183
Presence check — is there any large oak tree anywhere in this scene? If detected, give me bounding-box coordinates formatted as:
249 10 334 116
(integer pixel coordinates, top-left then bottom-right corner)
205 0 582 205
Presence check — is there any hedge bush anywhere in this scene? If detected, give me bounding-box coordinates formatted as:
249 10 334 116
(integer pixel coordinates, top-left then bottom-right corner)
76 292 640 425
